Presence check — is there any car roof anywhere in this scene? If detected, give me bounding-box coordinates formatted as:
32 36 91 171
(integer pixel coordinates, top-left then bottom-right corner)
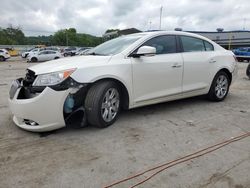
143 31 211 39
125 30 215 43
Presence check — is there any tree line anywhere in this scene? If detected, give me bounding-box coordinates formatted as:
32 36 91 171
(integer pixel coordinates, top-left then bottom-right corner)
0 26 103 47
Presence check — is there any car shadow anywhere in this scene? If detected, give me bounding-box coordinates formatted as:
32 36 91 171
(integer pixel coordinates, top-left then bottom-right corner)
37 93 238 137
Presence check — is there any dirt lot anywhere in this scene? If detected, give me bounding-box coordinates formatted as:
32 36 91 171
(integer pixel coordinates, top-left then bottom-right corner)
0 57 249 188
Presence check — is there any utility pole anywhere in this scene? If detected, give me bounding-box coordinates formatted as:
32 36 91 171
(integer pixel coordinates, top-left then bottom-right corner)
149 21 152 30
243 18 246 30
66 29 69 46
159 6 163 30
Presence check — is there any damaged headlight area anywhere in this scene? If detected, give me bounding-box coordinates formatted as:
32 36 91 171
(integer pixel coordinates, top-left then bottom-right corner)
33 69 76 87
15 68 85 100
9 67 89 130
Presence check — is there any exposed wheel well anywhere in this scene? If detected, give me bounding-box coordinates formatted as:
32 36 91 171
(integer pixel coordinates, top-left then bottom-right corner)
89 78 130 110
218 68 232 85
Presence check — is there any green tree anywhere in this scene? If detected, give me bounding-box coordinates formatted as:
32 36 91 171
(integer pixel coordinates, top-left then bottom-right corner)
0 26 103 47
0 26 25 45
105 29 120 33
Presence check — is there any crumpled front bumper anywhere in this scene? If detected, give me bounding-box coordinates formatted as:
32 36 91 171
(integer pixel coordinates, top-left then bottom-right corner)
8 86 71 132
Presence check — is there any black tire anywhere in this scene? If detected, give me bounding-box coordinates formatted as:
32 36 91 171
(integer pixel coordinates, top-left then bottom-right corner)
54 57 59 59
85 81 121 128
247 64 250 79
0 56 5 61
31 57 38 62
207 71 230 101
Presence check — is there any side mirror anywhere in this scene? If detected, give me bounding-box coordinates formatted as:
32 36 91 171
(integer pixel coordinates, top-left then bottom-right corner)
132 46 156 58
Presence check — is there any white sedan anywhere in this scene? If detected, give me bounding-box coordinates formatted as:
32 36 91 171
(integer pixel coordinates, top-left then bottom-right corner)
27 50 63 62
0 49 11 61
9 31 238 132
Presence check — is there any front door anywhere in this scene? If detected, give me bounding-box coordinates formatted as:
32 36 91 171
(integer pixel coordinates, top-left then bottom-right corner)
131 35 183 104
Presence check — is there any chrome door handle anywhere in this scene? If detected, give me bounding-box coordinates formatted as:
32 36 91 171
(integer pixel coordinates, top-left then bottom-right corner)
209 59 216 63
172 63 182 68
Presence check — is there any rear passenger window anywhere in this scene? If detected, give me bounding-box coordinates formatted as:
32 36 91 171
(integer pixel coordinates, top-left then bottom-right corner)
204 41 214 51
142 35 177 54
181 36 205 52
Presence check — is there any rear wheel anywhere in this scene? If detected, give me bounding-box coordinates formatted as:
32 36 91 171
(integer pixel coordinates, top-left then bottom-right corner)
31 57 38 62
85 81 121 128
207 71 230 101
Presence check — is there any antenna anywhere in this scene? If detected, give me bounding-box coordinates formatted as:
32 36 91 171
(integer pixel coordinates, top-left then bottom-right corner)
159 6 163 30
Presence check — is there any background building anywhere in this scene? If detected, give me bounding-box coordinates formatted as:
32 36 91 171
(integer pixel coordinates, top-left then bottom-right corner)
103 28 250 50
186 29 250 49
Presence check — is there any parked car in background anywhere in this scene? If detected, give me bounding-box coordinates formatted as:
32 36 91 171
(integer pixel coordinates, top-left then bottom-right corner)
21 48 36 58
8 31 238 132
75 47 91 55
79 49 91 55
247 63 250 79
5 47 19 56
22 47 61 58
0 49 11 61
22 48 43 58
233 47 250 62
63 47 77 56
27 50 62 62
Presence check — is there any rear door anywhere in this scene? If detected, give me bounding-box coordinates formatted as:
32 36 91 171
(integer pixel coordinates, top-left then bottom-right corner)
179 35 216 93
46 51 56 60
37 51 48 61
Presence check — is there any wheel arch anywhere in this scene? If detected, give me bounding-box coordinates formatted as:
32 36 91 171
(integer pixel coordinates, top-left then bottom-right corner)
89 77 130 110
217 68 232 85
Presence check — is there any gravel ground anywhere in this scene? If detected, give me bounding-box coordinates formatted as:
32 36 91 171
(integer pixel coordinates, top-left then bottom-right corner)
0 57 249 188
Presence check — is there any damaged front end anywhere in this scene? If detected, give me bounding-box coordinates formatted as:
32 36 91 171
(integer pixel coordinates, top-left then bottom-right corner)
9 69 88 132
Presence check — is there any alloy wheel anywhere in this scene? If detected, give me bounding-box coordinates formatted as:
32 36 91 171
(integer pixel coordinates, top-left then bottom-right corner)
215 75 228 99
101 88 120 122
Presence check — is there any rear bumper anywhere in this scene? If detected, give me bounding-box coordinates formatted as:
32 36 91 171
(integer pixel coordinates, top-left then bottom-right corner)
231 62 238 84
8 86 71 132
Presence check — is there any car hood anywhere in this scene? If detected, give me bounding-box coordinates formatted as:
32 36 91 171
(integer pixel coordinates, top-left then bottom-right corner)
28 55 112 75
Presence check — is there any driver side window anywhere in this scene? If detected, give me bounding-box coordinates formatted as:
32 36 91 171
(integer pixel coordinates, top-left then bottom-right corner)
142 35 177 54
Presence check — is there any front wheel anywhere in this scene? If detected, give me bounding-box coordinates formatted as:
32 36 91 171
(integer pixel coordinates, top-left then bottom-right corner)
85 81 121 128
0 56 5 61
207 71 230 101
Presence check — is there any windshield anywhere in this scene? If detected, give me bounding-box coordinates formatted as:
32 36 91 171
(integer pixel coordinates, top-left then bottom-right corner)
87 34 144 56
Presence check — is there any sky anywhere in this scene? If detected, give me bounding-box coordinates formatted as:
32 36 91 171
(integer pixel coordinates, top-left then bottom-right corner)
0 0 249 36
